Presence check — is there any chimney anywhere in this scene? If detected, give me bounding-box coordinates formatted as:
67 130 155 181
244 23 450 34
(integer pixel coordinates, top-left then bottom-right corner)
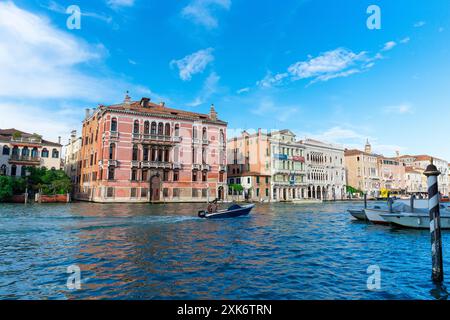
396 150 400 157
85 108 90 119
159 101 165 107
58 136 61 145
71 130 77 142
209 104 217 121
140 97 150 108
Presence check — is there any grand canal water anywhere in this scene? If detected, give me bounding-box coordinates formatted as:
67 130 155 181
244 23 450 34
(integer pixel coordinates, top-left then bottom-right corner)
0 201 449 300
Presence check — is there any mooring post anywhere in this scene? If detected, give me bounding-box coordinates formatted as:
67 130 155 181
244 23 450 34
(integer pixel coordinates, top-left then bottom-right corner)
364 193 367 209
410 194 415 213
424 158 444 283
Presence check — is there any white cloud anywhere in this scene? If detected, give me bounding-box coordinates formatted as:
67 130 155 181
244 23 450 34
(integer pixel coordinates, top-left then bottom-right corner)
438 27 445 33
107 0 135 9
414 21 426 28
181 0 231 29
236 87 250 94
187 72 220 106
400 37 410 44
43 1 113 24
128 59 137 65
382 41 397 51
383 103 413 114
258 48 377 87
170 48 214 81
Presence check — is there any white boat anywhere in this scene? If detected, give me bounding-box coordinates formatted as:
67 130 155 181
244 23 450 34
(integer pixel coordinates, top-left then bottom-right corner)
364 207 391 224
396 199 450 211
347 209 367 221
381 212 450 229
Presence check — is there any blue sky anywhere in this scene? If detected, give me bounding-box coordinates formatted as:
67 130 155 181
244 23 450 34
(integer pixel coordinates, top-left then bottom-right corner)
1 0 449 159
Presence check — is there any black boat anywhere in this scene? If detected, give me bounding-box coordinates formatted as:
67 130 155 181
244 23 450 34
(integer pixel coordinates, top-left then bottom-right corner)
198 203 255 219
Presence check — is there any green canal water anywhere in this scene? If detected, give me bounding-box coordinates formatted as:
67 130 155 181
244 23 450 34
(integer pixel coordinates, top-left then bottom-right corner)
0 201 448 299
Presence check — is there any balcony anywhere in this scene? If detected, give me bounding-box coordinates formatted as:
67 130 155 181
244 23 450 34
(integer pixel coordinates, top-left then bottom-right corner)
202 138 209 145
131 160 140 168
173 136 182 143
9 155 41 165
132 133 141 141
141 161 172 169
141 134 179 144
192 138 201 144
11 136 42 145
219 164 227 172
110 131 119 140
192 164 201 170
108 160 119 167
173 162 182 170
201 164 210 171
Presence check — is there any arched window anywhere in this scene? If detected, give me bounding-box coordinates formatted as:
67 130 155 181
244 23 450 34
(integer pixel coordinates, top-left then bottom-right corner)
12 146 19 156
111 118 118 132
202 127 207 140
133 120 140 134
132 145 139 161
158 122 164 135
21 166 26 177
151 122 157 135
219 129 224 143
174 124 180 136
193 127 198 139
41 148 49 158
22 147 29 157
31 147 38 158
11 165 17 176
52 149 59 158
0 164 6 175
144 121 150 134
109 143 115 160
2 145 9 155
165 123 170 136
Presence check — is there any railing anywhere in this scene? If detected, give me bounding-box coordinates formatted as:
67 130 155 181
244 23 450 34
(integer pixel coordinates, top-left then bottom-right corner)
9 155 41 163
219 164 227 172
173 162 182 170
131 160 140 168
192 164 201 170
10 136 42 144
132 133 141 141
141 161 172 169
202 138 209 145
173 136 182 143
201 164 210 171
110 131 119 139
141 134 180 143
108 160 119 167
192 138 201 144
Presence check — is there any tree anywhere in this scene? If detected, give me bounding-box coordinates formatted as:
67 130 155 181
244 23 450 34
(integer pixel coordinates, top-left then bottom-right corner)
0 176 13 202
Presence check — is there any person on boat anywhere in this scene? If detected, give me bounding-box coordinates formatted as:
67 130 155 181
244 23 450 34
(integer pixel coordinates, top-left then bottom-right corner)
207 198 219 213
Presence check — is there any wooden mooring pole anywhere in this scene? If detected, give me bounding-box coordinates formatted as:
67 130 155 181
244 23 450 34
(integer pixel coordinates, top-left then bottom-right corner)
424 159 444 284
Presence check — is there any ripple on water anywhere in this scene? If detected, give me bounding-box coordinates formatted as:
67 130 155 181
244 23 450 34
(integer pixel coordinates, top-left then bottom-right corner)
1 201 449 299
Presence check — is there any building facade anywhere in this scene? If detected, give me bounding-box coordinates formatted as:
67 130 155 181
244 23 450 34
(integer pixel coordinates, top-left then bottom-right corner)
405 167 426 194
378 157 406 192
344 141 381 197
0 128 62 176
270 130 307 201
76 96 228 203
64 130 82 192
227 129 271 201
301 138 346 200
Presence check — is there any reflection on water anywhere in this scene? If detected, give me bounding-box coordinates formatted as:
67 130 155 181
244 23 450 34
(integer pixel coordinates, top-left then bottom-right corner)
0 201 449 300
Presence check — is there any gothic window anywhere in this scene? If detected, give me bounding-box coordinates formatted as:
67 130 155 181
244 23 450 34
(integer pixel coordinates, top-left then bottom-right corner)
111 118 118 132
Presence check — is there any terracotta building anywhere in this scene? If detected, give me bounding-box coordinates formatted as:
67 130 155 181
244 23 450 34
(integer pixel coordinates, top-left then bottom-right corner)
76 95 227 202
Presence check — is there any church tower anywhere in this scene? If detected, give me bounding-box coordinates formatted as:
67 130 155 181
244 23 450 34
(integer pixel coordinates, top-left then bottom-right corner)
364 139 372 154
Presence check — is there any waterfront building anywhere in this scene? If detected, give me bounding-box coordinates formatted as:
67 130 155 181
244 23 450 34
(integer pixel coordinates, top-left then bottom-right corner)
0 128 62 176
344 140 381 197
301 138 346 200
76 95 228 202
378 156 406 192
405 167 426 194
270 130 307 201
398 154 449 196
227 129 271 201
64 130 82 192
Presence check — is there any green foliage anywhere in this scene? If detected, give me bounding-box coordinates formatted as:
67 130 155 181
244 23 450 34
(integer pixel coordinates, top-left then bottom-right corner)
229 183 244 192
346 185 363 195
23 167 72 195
12 131 22 139
0 176 13 202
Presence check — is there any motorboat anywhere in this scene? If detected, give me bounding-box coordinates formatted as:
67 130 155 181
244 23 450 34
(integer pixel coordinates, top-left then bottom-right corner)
380 211 450 229
198 203 255 219
347 209 367 221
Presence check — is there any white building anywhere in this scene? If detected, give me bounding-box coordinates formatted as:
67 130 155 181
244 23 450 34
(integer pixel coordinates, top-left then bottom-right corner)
64 130 82 191
270 130 307 201
0 128 62 177
300 139 346 200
